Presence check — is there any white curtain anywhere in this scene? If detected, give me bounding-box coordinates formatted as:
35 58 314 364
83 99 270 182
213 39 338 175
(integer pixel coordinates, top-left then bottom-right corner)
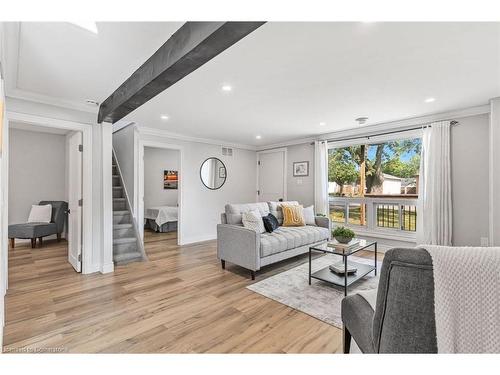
314 140 329 216
417 121 453 245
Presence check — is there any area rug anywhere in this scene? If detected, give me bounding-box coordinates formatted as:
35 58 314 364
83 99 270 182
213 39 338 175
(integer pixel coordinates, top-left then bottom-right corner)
247 255 381 328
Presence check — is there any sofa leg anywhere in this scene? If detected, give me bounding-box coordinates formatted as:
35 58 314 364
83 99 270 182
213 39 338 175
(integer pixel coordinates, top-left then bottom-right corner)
250 270 255 280
57 233 61 242
10 238 15 249
343 326 352 354
221 260 226 269
39 237 43 247
31 239 36 248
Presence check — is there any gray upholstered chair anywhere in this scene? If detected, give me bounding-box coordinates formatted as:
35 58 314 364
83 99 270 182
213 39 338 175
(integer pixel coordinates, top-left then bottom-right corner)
9 201 68 248
341 247 437 353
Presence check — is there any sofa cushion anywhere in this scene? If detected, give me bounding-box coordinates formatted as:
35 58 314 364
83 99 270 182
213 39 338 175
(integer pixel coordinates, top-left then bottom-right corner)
282 204 306 227
262 213 279 233
267 201 299 225
225 202 270 225
9 223 58 239
242 210 266 233
260 225 330 257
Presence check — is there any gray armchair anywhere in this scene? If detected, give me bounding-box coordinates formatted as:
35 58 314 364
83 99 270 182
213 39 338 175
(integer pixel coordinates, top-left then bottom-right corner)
9 201 68 248
341 247 437 353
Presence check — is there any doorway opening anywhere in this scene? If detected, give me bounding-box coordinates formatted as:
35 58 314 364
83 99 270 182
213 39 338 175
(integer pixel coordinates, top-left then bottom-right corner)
138 142 182 251
7 122 83 274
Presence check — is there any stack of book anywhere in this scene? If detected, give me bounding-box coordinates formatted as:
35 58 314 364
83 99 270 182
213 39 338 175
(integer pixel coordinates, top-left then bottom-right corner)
327 238 361 253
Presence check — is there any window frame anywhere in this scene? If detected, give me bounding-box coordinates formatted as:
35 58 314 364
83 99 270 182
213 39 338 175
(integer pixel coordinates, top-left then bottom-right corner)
327 130 422 242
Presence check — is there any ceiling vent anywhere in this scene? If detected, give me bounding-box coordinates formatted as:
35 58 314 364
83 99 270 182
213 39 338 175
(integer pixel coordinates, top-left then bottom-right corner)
222 147 233 157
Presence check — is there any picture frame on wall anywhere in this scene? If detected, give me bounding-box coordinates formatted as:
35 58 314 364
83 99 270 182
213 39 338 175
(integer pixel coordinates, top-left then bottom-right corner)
293 161 309 177
164 170 178 189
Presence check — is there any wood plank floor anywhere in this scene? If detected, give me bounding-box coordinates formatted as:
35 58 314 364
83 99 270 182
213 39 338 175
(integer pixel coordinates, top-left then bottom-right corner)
3 231 380 353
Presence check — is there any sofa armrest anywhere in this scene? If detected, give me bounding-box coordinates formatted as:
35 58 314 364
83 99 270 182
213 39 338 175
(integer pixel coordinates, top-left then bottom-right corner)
315 216 330 230
217 224 260 271
341 294 376 353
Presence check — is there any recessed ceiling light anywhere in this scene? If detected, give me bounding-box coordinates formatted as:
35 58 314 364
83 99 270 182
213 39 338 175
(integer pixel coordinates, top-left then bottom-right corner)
160 115 169 120
70 22 98 34
256 135 262 140
319 122 326 126
221 85 232 92
424 97 436 103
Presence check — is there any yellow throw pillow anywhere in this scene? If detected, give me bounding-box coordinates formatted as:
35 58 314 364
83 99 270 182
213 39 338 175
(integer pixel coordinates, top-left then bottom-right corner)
282 205 305 227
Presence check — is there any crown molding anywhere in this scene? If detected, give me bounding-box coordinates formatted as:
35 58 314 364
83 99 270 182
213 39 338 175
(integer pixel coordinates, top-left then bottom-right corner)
136 126 257 151
256 103 491 151
317 104 490 142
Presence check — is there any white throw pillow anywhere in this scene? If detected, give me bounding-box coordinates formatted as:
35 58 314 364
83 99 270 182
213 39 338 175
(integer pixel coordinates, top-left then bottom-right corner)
242 210 266 234
303 205 316 225
27 204 52 223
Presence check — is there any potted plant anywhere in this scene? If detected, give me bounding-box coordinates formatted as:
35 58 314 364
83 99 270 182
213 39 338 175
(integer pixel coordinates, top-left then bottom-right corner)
332 226 355 244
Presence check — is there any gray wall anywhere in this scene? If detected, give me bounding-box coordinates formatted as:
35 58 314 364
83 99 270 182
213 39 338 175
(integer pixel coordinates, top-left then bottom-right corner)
451 113 490 246
144 147 179 208
8 129 67 230
286 143 315 207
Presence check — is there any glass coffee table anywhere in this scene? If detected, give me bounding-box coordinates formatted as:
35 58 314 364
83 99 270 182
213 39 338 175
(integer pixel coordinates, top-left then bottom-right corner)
309 239 377 296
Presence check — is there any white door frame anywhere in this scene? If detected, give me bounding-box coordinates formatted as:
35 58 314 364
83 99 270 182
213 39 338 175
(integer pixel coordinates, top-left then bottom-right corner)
256 147 288 202
138 139 183 245
3 111 94 275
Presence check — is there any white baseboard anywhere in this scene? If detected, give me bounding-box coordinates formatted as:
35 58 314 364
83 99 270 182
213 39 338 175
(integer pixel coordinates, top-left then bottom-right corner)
100 262 114 274
180 234 217 246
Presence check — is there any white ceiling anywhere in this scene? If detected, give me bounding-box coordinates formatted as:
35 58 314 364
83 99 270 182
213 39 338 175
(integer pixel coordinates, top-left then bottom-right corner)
5 22 500 147
6 22 183 111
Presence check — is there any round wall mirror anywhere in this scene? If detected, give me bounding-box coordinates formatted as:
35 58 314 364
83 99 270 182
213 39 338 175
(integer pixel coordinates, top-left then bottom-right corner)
200 157 227 190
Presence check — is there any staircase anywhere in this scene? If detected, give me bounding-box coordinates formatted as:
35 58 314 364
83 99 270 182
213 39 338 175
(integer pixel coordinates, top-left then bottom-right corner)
112 153 146 265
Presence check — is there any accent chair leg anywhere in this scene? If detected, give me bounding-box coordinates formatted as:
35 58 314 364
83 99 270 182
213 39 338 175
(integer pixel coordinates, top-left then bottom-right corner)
250 270 255 280
57 233 61 242
31 239 36 248
221 259 226 269
343 326 352 354
10 238 15 248
39 237 43 247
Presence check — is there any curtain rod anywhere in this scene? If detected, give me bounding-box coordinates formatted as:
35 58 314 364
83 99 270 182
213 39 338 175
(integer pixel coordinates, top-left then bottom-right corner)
312 120 459 145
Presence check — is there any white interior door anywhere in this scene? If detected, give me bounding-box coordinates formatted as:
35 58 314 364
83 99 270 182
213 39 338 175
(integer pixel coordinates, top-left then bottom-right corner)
258 150 286 202
68 131 82 272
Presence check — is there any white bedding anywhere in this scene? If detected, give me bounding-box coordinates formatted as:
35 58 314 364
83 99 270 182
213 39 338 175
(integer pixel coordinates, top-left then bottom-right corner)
144 206 178 227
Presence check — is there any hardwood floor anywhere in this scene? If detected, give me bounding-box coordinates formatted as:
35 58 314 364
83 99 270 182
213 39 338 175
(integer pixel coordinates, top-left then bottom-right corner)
3 230 379 353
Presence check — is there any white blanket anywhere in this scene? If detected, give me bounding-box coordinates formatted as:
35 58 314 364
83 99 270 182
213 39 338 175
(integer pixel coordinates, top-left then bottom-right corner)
144 206 178 227
422 245 500 353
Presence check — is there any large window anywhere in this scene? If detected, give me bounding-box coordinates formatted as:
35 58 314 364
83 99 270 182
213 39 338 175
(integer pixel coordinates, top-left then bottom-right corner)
328 138 421 234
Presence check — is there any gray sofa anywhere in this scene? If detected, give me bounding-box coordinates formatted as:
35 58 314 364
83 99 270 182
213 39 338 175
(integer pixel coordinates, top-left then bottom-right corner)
217 201 330 279
341 247 437 353
9 201 68 249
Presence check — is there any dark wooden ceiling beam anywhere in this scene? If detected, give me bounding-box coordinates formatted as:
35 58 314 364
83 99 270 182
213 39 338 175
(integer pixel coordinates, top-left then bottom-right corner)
98 21 265 124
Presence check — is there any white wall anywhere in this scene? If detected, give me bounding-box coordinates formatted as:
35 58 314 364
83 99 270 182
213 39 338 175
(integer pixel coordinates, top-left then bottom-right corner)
286 143 315 207
8 128 67 238
451 113 490 246
144 147 179 208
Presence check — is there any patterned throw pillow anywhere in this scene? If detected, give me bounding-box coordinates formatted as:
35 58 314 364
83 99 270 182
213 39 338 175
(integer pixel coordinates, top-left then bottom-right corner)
242 210 266 233
282 205 305 227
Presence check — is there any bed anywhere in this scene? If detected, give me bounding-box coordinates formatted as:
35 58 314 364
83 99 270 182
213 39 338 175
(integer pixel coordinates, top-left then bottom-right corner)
144 206 178 233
